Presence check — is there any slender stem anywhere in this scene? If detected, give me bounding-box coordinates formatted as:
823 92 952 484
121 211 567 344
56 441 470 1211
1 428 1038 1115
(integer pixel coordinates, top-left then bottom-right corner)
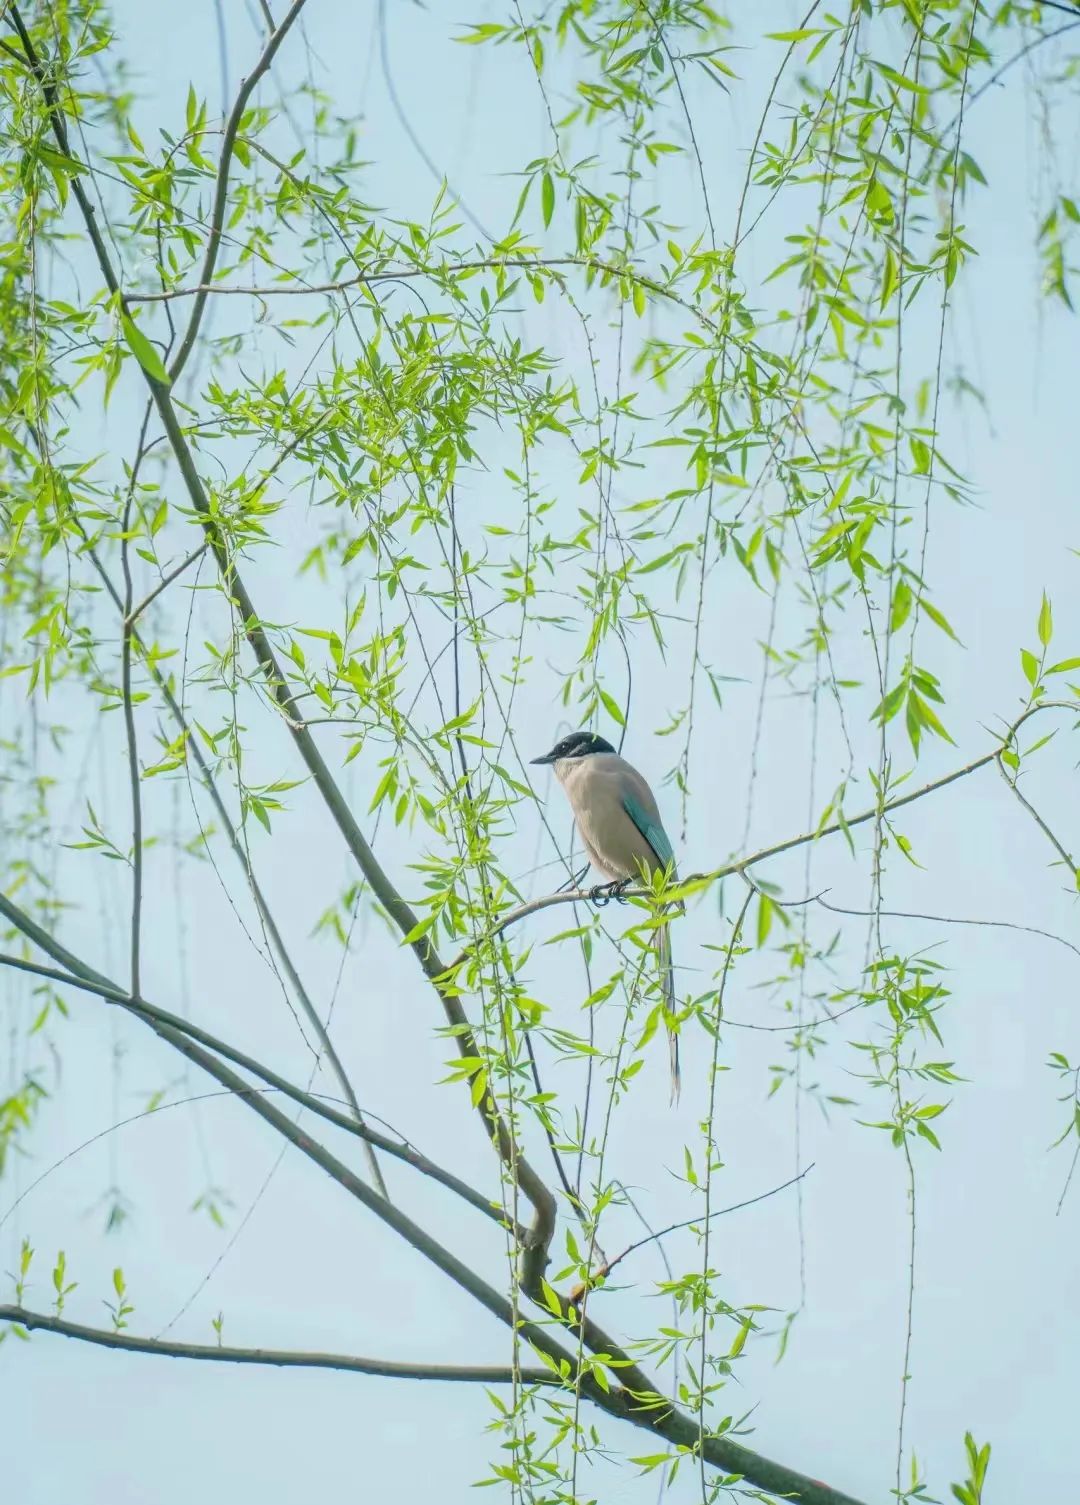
119 403 154 997
126 540 209 627
0 1307 554 1385
997 756 1078 872
577 1165 815 1296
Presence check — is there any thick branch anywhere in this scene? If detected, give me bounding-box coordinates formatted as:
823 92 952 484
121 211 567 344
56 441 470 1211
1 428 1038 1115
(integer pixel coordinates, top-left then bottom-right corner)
0 1307 553 1385
0 890 568 1363
0 946 516 1239
0 903 866 1503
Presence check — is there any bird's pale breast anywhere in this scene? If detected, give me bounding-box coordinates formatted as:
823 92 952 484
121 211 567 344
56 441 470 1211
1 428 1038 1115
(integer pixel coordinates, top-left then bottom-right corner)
556 754 668 881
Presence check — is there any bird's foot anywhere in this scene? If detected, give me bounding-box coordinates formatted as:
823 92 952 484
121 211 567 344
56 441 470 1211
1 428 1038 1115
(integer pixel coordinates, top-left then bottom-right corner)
590 878 633 908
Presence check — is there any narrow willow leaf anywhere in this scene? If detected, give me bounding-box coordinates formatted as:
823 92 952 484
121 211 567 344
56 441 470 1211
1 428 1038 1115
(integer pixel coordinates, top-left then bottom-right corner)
541 171 555 228
121 315 170 385
1038 593 1053 647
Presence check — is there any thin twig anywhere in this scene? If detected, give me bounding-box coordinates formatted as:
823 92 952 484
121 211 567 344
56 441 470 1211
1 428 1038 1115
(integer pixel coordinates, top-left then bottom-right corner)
570 1165 815 1304
997 758 1078 873
123 254 709 307
90 537 390 1199
167 0 311 382
125 540 209 627
119 402 155 998
817 898 1080 962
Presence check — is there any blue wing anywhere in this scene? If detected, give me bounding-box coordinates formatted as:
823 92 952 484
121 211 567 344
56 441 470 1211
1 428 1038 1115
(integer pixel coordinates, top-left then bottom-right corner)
621 792 675 870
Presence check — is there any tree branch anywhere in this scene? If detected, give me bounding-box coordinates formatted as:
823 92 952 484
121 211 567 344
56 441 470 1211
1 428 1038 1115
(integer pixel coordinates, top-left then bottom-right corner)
0 946 517 1239
996 758 1077 873
123 255 698 309
0 905 867 1503
453 700 1080 967
125 540 209 627
0 1307 555 1386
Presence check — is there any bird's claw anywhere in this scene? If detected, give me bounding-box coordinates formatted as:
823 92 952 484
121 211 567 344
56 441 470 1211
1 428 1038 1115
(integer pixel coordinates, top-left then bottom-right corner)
590 878 633 908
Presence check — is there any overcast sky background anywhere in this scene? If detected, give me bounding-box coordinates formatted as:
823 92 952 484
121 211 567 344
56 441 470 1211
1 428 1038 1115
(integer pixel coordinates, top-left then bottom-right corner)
3 3 1080 1502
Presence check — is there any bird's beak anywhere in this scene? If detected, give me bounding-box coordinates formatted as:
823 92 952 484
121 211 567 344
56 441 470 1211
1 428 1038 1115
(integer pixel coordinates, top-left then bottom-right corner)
530 750 556 766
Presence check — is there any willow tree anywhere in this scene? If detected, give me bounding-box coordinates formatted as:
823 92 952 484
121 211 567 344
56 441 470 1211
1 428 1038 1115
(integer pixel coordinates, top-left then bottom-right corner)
2 2 1077 1501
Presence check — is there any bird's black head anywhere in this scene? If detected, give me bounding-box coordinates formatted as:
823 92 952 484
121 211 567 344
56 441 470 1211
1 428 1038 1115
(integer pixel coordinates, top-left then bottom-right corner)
530 731 616 766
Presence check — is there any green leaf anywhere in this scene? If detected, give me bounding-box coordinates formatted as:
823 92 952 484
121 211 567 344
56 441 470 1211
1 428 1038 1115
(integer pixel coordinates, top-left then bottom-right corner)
598 689 625 727
121 315 170 386
1020 648 1039 686
889 579 912 634
541 171 555 228
920 597 960 642
909 435 930 475
248 798 271 833
880 245 898 308
912 690 955 746
1038 593 1053 647
756 893 773 947
539 1279 564 1317
728 1316 752 1358
470 1068 488 1107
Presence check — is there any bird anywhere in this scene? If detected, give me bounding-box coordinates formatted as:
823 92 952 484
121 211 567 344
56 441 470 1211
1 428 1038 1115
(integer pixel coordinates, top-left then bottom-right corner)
530 731 683 1099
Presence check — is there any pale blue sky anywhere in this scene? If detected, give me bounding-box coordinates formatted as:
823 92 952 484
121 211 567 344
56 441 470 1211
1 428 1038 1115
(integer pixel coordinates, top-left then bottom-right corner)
3 4 1080 1503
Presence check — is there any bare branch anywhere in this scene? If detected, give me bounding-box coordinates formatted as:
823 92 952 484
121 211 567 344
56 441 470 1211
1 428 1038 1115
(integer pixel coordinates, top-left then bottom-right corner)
996 758 1078 874
570 1165 816 1305
123 255 699 307
125 540 209 628
0 1306 555 1386
817 898 1080 962
0 947 517 1239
